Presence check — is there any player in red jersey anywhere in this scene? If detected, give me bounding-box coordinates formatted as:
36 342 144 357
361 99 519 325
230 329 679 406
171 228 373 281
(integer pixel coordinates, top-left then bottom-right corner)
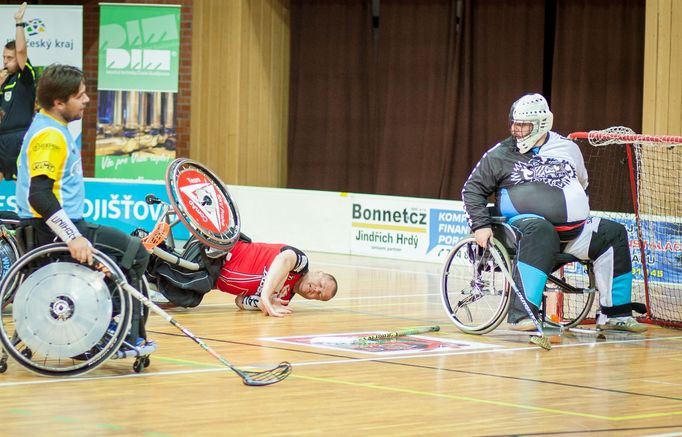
216 240 337 317
147 237 338 318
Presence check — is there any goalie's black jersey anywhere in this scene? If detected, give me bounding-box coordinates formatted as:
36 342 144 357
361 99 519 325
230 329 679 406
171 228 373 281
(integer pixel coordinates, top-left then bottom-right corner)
462 131 589 231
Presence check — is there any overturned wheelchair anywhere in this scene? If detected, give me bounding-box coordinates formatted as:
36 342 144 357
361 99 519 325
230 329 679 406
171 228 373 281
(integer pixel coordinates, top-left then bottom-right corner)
0 159 291 385
440 218 597 348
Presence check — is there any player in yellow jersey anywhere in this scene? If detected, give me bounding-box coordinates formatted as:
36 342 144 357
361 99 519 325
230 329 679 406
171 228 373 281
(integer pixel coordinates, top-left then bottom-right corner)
15 64 152 348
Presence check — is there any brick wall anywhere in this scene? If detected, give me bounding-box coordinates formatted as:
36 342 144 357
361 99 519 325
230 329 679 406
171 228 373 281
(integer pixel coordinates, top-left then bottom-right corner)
38 0 193 176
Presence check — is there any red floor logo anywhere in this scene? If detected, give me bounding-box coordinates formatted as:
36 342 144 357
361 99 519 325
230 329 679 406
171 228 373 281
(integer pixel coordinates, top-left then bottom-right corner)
263 332 498 355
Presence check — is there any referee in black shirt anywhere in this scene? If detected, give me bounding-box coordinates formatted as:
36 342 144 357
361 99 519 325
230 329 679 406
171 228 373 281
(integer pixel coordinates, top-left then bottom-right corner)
0 2 35 181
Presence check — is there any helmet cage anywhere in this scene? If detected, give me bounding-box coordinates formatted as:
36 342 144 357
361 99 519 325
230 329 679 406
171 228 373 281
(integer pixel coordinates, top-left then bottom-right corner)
509 94 553 153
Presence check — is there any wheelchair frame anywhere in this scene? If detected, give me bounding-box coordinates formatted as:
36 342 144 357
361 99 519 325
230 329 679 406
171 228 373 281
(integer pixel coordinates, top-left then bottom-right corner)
0 156 241 377
440 221 596 335
0 244 140 376
0 159 291 385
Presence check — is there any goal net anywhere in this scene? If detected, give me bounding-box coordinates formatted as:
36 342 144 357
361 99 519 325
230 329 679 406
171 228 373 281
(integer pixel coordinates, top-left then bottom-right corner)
565 127 682 328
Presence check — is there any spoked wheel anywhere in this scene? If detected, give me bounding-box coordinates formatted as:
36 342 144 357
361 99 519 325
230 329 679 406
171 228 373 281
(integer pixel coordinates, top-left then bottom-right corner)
165 158 241 251
0 244 132 376
0 227 21 310
545 261 596 329
441 236 512 334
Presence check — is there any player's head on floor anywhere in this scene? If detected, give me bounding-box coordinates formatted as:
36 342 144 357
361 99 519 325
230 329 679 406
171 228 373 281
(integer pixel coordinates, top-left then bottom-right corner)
296 271 337 302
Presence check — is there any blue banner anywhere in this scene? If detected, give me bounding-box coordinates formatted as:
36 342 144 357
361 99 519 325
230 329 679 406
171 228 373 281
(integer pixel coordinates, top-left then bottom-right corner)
563 214 680 286
427 208 471 254
0 179 189 240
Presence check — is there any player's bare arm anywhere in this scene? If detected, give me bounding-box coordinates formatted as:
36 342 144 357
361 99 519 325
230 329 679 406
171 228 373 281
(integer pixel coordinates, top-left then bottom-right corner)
14 2 28 70
257 249 297 317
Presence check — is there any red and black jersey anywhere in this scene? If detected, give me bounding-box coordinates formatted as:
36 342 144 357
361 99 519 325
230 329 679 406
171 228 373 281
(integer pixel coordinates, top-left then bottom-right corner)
215 241 308 304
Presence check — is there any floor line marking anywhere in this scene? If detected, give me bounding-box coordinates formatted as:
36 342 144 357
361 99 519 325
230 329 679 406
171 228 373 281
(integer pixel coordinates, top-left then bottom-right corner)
289 373 682 421
0 336 679 389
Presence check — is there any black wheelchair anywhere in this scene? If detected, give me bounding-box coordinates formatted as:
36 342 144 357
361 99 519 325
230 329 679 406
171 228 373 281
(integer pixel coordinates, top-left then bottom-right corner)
0 242 153 376
0 158 241 377
440 218 597 335
0 216 21 287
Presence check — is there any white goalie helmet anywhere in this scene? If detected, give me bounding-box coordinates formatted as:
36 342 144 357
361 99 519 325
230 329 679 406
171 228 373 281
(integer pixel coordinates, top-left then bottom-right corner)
509 93 554 153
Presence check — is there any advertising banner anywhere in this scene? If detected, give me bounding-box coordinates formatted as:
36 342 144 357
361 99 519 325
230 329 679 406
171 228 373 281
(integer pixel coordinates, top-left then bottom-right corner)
95 3 181 180
543 212 681 286
1 178 676 283
349 194 469 262
597 213 682 285
98 3 179 92
0 5 83 142
0 180 189 241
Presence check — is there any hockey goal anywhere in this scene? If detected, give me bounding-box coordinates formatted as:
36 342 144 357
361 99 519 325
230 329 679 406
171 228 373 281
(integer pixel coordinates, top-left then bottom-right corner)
563 127 682 328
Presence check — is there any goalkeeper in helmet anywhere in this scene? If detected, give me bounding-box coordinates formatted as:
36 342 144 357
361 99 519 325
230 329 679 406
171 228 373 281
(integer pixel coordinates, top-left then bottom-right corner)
461 93 647 333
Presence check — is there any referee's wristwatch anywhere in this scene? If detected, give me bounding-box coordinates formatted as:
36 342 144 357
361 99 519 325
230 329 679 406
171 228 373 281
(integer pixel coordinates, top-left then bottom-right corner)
16 22 26 27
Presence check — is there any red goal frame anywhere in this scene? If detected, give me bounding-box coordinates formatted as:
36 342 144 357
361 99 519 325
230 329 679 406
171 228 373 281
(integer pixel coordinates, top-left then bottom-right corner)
569 128 682 328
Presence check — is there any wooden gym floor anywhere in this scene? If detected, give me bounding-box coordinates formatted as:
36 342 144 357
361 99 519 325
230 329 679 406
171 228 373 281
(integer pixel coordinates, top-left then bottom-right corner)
0 251 681 436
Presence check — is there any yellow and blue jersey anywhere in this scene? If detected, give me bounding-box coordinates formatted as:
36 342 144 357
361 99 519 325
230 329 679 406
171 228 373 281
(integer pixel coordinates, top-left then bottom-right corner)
16 110 84 219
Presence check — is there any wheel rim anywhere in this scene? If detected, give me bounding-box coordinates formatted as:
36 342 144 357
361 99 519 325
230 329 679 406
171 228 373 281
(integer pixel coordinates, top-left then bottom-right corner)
441 237 511 334
0 244 132 376
165 158 241 251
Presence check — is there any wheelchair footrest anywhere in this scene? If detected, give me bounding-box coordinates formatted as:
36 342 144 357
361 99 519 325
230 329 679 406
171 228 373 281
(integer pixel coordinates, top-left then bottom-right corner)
112 340 157 360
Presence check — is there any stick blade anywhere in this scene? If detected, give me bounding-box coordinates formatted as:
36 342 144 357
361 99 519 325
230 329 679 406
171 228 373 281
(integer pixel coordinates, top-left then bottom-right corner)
530 336 552 351
239 361 293 386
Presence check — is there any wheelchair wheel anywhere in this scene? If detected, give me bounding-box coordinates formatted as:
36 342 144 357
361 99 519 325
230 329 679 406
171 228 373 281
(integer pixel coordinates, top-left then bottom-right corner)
0 227 21 310
166 158 241 251
545 262 596 329
0 244 132 377
441 236 512 334
0 226 20 279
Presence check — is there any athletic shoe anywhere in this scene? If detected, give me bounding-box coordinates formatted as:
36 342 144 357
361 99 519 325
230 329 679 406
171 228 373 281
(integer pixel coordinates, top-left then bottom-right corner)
509 318 537 332
597 316 648 333
150 289 177 309
150 289 169 304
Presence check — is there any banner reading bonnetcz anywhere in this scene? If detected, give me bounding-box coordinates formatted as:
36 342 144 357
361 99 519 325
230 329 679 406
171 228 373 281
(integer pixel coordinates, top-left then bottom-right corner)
98 3 180 92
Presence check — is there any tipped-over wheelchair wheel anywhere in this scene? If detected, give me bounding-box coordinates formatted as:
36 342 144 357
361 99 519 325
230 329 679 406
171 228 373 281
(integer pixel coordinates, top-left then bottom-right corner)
166 158 241 251
0 243 132 377
441 236 512 334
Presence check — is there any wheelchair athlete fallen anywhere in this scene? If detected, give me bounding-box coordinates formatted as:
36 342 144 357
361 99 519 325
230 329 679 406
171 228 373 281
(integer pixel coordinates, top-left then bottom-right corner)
143 231 338 318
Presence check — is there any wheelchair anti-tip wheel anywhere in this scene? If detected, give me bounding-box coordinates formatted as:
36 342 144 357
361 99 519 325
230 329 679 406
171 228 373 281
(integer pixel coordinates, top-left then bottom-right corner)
0 243 132 377
441 236 512 334
166 158 241 251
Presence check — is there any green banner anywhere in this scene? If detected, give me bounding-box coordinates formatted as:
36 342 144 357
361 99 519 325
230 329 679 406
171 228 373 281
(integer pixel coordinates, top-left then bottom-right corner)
98 3 180 92
96 4 180 180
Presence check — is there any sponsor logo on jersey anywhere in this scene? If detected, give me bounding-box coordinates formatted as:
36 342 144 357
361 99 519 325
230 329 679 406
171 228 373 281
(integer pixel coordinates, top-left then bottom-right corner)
511 156 576 188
